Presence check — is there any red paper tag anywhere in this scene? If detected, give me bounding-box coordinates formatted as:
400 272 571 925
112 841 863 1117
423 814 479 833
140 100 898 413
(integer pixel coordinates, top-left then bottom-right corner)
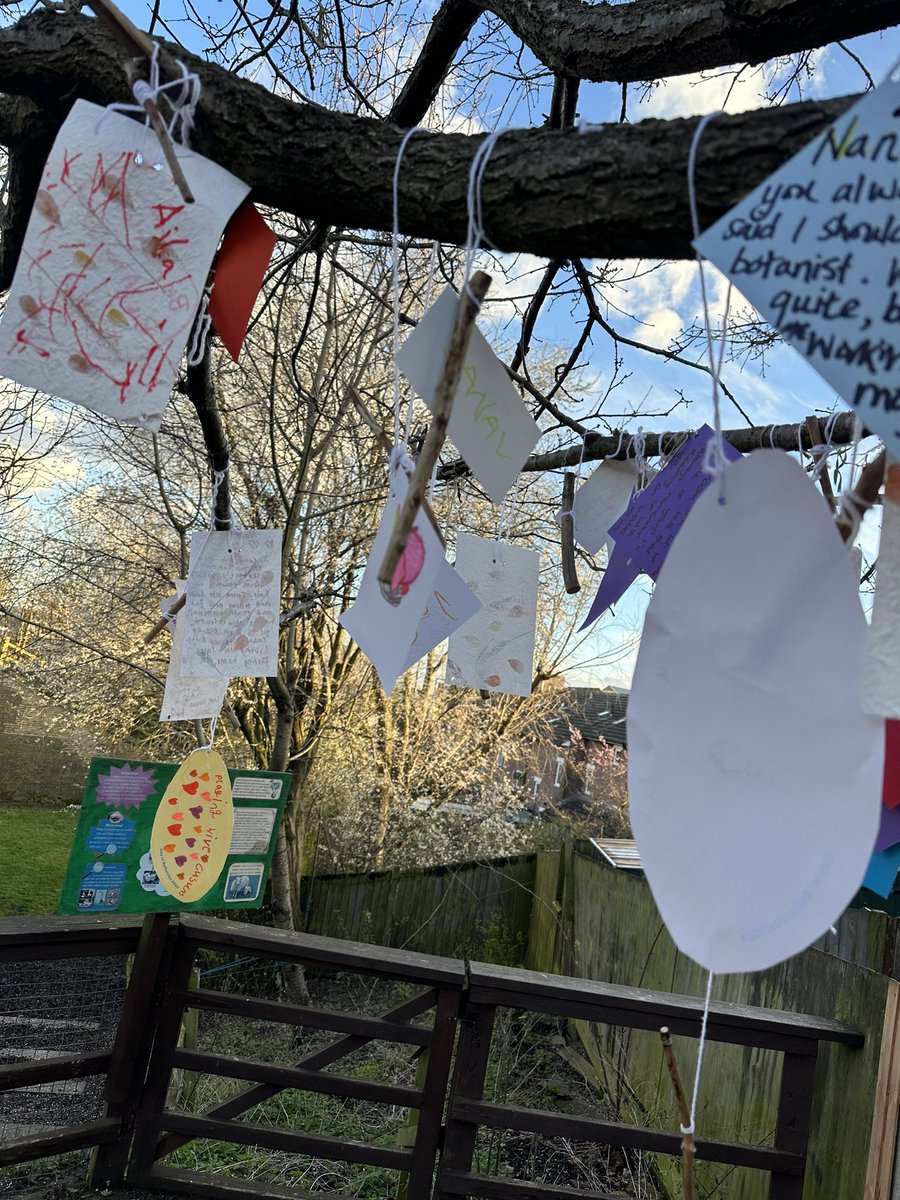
884 719 900 809
208 202 276 361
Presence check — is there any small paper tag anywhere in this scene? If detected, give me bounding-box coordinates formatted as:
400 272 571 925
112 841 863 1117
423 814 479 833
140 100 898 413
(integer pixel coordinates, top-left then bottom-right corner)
397 286 541 504
557 459 651 556
0 100 249 431
403 558 482 671
695 80 900 447
208 202 277 361
446 533 539 698
180 529 282 678
160 581 229 722
340 474 445 695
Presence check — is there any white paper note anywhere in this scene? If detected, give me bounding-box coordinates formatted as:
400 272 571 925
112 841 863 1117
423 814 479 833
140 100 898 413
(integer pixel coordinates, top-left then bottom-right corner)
397 287 541 504
160 581 229 722
695 81 900 448
628 450 883 974
557 460 651 556
403 558 482 671
340 475 445 695
0 100 249 431
865 466 900 716
180 529 282 678
446 533 540 698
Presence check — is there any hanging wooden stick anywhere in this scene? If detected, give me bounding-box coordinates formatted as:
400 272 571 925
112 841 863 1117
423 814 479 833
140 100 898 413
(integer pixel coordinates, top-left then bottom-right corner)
560 471 580 594
804 415 836 512
377 270 491 589
660 1026 695 1200
837 448 887 543
144 592 186 644
83 0 195 204
348 387 445 545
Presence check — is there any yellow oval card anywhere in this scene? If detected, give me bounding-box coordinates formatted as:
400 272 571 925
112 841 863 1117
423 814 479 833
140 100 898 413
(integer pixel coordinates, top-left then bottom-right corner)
150 748 234 904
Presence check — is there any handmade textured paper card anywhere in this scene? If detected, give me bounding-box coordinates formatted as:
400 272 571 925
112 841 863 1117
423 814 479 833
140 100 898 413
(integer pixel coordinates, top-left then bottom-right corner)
150 747 233 904
0 99 249 431
865 464 900 716
695 81 900 447
403 558 482 671
208 201 276 361
446 533 539 698
159 582 229 722
581 426 740 628
628 450 883 974
180 529 282 678
340 473 444 694
558 459 649 556
397 286 541 504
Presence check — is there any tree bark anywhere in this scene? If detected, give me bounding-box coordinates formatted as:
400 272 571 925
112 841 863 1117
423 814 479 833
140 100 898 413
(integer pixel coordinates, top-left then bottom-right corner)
0 12 859 261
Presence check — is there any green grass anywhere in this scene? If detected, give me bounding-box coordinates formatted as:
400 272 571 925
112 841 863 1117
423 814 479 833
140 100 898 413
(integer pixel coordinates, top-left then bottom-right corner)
0 805 78 915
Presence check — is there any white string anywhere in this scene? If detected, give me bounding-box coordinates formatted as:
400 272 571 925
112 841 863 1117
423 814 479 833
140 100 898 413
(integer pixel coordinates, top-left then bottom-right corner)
687 111 731 494
187 287 212 367
391 126 423 459
463 130 507 302
95 42 201 163
200 712 220 750
209 469 231 530
681 969 715 1136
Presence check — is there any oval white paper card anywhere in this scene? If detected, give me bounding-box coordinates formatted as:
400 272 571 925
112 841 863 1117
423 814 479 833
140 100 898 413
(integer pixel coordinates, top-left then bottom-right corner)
628 450 883 974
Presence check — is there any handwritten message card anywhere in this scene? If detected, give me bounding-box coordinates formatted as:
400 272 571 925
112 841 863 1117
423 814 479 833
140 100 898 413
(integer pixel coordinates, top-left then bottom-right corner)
160 582 229 722
397 287 541 504
581 426 740 628
446 534 539 698
341 475 444 694
558 459 649 556
404 558 482 672
0 100 249 431
180 529 282 678
696 81 900 446
629 451 883 972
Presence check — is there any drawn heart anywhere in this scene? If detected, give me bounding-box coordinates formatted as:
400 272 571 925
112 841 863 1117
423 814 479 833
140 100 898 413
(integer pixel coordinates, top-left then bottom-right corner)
177 873 185 880
182 781 200 796
201 854 209 863
185 838 196 848
168 797 178 806
194 824 203 833
189 770 198 778
190 853 199 860
484 675 501 687
200 791 212 802
508 605 524 618
175 855 187 867
163 843 176 853
190 806 203 819
167 824 182 836
200 772 210 782
173 813 184 821
508 659 524 673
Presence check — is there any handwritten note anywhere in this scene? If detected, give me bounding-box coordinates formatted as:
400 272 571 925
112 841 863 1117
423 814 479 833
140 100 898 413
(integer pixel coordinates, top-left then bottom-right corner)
179 530 282 678
446 534 539 698
0 101 248 431
397 286 541 504
340 474 444 695
557 459 650 556
581 426 740 628
404 558 482 672
695 81 900 446
160 582 229 722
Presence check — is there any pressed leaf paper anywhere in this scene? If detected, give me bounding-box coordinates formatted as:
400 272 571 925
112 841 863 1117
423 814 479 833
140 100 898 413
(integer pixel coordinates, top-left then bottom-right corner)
0 100 248 430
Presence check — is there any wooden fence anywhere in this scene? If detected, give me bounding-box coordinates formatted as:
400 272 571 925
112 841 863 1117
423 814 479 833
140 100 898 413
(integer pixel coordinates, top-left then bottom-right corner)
300 854 537 960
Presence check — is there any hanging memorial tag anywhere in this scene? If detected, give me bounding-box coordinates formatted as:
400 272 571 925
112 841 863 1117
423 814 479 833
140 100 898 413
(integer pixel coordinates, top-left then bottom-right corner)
446 533 539 698
695 81 900 446
0 100 248 431
403 558 482 671
340 473 444 694
628 450 883 974
581 426 740 628
557 458 650 556
208 201 277 362
180 529 282 678
397 286 541 504
865 464 900 716
149 747 234 904
159 582 229 722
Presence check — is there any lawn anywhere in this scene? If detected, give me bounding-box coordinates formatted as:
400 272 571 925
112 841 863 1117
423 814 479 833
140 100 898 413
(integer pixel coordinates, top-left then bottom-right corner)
0 805 78 916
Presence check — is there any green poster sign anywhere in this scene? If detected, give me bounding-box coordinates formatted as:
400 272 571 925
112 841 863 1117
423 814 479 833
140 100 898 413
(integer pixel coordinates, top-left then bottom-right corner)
58 757 289 915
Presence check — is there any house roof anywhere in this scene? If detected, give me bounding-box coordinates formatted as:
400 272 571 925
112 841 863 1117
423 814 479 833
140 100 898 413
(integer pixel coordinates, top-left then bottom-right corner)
547 686 629 748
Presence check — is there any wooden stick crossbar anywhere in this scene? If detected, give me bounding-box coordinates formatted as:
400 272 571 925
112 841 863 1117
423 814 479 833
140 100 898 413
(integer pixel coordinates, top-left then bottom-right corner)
660 1025 695 1200
377 272 491 589
560 471 579 594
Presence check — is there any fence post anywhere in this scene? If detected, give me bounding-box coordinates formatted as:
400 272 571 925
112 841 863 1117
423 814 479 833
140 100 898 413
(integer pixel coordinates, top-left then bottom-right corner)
89 912 175 1189
769 1050 817 1200
436 995 496 1199
405 986 461 1200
